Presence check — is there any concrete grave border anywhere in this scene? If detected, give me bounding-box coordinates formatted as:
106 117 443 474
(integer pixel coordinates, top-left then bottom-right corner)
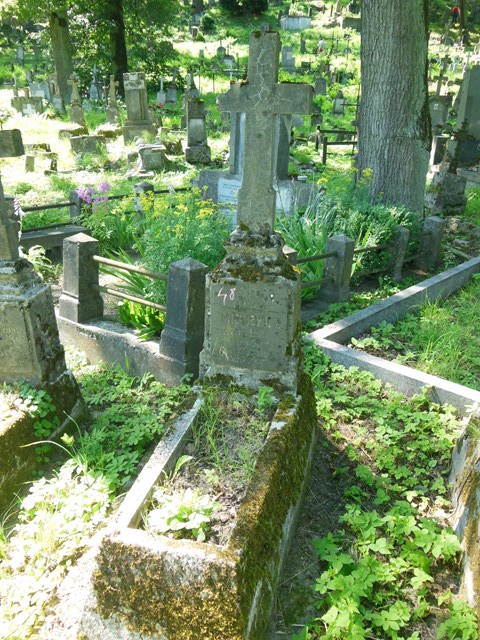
308 256 480 415
79 380 318 640
308 256 480 613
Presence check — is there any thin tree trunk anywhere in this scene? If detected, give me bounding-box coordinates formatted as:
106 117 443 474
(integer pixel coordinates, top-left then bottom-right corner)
48 9 73 104
105 0 128 96
357 0 431 215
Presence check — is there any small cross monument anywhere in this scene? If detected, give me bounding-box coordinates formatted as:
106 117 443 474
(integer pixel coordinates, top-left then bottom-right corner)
200 31 313 392
218 31 313 235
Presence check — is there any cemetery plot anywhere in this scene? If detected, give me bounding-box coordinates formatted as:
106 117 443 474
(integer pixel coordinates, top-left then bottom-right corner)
0 360 191 639
347 273 480 390
273 347 478 640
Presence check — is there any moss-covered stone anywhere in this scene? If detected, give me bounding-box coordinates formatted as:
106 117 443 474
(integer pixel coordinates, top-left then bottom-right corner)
91 375 317 639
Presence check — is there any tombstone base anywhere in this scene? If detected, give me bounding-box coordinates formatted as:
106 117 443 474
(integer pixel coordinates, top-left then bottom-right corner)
197 170 319 219
0 129 24 157
425 170 467 216
122 123 157 144
185 144 211 164
137 144 166 171
200 232 302 393
0 259 68 384
70 135 107 155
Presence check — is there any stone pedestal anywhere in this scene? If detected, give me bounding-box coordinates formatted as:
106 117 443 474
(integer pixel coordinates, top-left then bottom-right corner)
201 233 302 392
0 129 24 157
137 144 166 171
122 72 158 143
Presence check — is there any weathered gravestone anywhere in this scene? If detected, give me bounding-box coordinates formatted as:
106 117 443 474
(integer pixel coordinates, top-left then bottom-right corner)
281 45 296 73
429 95 449 129
67 74 88 131
0 128 24 157
156 77 166 106
454 64 480 164
185 99 211 164
200 31 313 392
122 72 157 143
0 175 82 413
105 75 120 124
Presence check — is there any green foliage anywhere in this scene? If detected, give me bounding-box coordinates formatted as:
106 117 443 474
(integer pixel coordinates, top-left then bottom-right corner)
25 245 62 282
219 0 268 15
138 187 230 299
147 486 221 543
16 381 59 439
257 385 275 414
437 600 479 639
297 345 478 639
465 187 480 226
350 274 480 390
117 300 165 340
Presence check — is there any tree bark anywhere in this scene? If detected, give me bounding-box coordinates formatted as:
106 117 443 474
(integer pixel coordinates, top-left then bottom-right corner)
357 0 431 215
105 0 128 96
48 9 74 104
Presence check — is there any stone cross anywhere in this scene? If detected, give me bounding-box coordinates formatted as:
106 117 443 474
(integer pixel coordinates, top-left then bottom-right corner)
68 74 81 104
217 31 312 234
22 102 37 117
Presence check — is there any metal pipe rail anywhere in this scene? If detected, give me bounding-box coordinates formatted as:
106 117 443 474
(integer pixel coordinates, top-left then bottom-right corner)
92 285 166 312
353 243 389 255
93 255 168 282
296 250 338 264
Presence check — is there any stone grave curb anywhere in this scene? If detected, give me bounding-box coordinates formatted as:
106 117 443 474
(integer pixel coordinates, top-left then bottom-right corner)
307 256 480 415
307 256 480 613
56 314 185 387
78 379 317 640
37 397 203 640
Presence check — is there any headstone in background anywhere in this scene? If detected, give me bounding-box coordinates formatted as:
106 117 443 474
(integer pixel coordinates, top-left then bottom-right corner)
29 80 51 100
156 77 166 105
122 72 157 143
187 71 200 99
67 74 88 131
70 135 106 155
25 154 35 172
332 90 347 114
281 46 296 74
105 75 120 124
0 129 24 156
166 72 178 104
185 99 211 164
137 143 166 172
200 31 307 392
314 75 327 96
429 96 449 129
15 45 24 65
89 66 102 101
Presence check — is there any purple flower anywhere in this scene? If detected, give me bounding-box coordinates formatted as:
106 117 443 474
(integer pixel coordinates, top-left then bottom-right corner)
76 185 94 204
97 181 111 193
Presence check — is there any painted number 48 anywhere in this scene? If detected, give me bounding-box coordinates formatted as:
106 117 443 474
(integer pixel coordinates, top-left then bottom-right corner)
217 286 235 304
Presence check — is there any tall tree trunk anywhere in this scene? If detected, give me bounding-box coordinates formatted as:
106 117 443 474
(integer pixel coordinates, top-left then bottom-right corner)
105 0 128 96
48 9 73 104
357 0 431 215
459 0 467 31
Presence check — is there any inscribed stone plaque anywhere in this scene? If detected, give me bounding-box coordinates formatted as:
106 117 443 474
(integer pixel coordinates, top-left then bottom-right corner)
124 74 146 91
0 306 37 379
209 281 289 372
218 176 241 222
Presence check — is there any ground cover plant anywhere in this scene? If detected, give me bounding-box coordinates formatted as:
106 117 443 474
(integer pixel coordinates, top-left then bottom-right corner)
0 354 190 639
143 385 276 546
348 273 480 391
290 344 479 639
